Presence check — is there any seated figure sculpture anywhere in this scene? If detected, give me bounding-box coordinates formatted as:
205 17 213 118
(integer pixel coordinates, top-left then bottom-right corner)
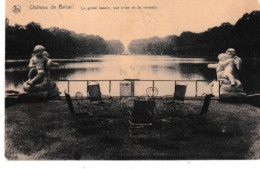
23 45 60 97
207 48 243 95
211 53 237 86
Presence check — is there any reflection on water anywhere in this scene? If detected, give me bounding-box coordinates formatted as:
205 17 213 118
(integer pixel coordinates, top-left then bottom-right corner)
5 55 260 96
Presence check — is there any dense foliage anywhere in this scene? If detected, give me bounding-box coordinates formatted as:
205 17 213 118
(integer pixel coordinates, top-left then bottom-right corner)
106 40 125 54
5 20 125 59
128 11 260 58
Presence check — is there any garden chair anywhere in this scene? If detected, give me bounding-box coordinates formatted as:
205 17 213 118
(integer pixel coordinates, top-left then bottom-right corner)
146 87 159 98
121 86 159 116
162 83 187 115
181 93 213 127
161 93 213 137
86 81 115 129
75 91 94 113
87 81 113 115
128 99 156 138
65 90 114 136
64 90 93 125
119 80 133 112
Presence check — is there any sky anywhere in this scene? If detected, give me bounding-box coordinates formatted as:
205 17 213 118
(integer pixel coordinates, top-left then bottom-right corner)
6 0 260 47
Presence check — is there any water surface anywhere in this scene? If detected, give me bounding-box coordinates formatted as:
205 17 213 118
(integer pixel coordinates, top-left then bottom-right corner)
5 55 260 96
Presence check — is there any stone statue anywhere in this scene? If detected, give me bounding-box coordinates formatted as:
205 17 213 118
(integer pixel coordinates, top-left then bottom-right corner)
207 48 243 95
23 45 60 97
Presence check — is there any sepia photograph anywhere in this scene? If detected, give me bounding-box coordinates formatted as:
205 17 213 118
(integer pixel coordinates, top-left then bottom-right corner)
3 0 260 161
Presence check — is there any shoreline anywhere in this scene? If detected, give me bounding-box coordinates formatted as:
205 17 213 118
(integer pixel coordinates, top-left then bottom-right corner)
5 55 260 62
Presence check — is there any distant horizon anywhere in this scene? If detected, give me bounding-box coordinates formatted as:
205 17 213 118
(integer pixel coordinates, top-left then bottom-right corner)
6 0 260 47
6 9 260 50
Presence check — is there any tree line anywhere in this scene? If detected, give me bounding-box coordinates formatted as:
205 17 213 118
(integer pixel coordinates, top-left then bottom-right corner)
128 11 260 59
5 19 125 59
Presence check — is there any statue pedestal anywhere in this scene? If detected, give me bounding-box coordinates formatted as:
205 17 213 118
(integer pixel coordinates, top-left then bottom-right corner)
208 79 246 102
219 93 247 103
219 78 243 95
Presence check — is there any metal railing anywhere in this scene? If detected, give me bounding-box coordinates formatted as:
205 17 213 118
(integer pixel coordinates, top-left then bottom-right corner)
56 79 221 99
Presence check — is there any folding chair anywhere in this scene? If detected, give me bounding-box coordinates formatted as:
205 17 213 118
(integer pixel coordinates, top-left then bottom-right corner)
87 81 113 115
86 81 115 138
64 90 93 125
65 90 114 139
128 99 156 138
181 93 213 128
162 83 187 115
161 93 213 138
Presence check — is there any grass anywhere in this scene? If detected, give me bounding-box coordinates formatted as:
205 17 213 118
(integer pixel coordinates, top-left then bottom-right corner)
5 97 260 160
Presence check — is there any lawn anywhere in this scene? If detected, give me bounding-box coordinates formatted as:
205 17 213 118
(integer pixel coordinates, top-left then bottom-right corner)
5 97 260 160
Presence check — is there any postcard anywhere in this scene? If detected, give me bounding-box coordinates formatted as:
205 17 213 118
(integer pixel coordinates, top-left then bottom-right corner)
3 0 260 162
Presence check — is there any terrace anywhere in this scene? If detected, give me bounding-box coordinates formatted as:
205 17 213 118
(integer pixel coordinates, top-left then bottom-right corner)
5 80 260 159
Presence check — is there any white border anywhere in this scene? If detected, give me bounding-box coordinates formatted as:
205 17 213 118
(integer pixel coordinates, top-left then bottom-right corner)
1 0 260 169
0 0 6 165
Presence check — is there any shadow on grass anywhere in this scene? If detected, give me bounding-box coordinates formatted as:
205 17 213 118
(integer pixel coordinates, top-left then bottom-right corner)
5 99 260 159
